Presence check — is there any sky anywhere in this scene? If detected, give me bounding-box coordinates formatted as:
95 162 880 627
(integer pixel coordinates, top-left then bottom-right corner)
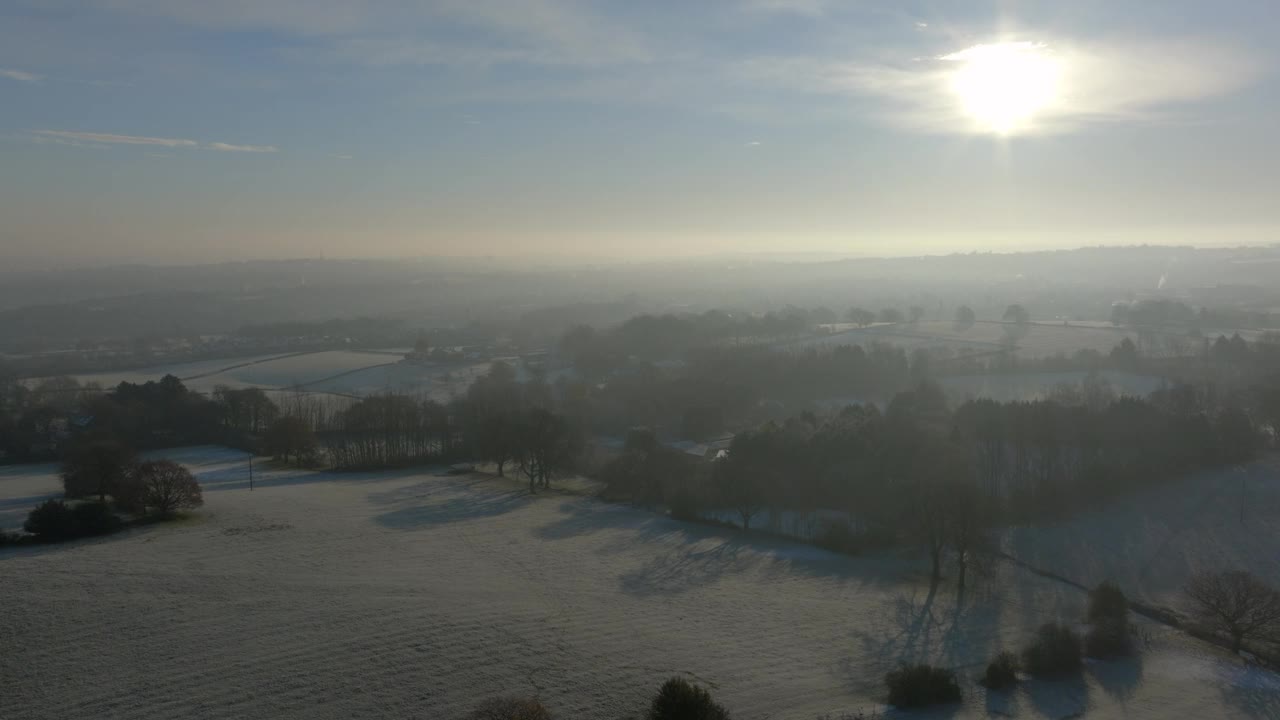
1 0 1278 267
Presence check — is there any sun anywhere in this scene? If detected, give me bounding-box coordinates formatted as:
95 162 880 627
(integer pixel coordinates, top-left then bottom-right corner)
942 41 1063 135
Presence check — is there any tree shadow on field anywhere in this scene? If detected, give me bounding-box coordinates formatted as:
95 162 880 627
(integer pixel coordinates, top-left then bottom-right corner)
373 479 532 530
1219 660 1280 718
532 499 668 541
848 582 1009 677
984 684 1022 718
618 537 755 597
610 515 905 600
1022 673 1088 720
1091 652 1144 703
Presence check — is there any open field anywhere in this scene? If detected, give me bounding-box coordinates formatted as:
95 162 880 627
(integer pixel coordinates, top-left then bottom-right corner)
4 448 1279 719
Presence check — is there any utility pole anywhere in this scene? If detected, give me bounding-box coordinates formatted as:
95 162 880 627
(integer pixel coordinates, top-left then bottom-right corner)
249 454 254 491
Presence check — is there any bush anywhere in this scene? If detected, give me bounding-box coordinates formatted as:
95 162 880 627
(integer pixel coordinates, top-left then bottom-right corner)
1022 623 1083 676
1086 618 1134 658
466 696 552 720
980 651 1020 690
0 530 31 547
885 664 962 708
23 499 121 541
1088 581 1129 623
24 499 75 540
648 677 731 720
71 501 123 536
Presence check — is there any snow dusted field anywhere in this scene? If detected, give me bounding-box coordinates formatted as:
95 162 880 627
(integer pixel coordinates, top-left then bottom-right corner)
40 350 495 402
53 351 402 393
4 447 1279 719
300 360 495 402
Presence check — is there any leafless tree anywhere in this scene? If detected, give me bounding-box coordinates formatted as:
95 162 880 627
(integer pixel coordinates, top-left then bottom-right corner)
126 460 203 515
1185 570 1280 653
946 480 991 591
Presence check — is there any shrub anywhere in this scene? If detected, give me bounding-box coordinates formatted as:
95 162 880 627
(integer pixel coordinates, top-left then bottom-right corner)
0 530 30 547
1086 618 1134 658
1022 623 1083 676
23 499 122 541
24 499 75 540
1088 581 1129 623
885 664 962 708
648 677 731 720
466 696 552 720
71 501 122 536
980 651 1020 690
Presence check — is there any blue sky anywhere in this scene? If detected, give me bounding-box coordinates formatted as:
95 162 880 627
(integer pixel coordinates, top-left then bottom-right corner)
1 1 1277 266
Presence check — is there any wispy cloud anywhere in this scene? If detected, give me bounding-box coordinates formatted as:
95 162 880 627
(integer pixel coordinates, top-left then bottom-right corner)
31 130 279 153
86 0 653 68
32 130 198 147
1 68 41 82
207 142 278 153
742 37 1263 135
743 0 833 16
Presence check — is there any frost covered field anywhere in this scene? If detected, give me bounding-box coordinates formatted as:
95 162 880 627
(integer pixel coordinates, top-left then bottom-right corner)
4 447 1279 719
43 350 495 402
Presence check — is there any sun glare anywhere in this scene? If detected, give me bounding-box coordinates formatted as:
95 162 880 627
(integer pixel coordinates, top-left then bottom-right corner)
943 41 1063 135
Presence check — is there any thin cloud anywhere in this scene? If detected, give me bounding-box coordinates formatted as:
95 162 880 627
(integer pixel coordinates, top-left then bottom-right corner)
207 142 279 153
86 0 653 68
31 130 279 153
748 37 1263 135
1 68 42 82
32 130 198 147
744 0 832 16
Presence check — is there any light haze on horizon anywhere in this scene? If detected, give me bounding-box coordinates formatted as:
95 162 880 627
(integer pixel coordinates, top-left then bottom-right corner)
2 0 1278 266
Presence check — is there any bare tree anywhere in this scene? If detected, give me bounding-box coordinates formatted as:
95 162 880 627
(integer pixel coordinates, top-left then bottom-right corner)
514 408 580 493
946 480 991 591
124 460 204 516
1185 570 1280 653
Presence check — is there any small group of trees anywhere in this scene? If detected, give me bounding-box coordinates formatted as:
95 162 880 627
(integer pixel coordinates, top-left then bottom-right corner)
461 363 583 493
17 438 202 543
59 440 203 517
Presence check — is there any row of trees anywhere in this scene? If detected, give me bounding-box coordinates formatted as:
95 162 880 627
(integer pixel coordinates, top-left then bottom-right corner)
600 377 1266 585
